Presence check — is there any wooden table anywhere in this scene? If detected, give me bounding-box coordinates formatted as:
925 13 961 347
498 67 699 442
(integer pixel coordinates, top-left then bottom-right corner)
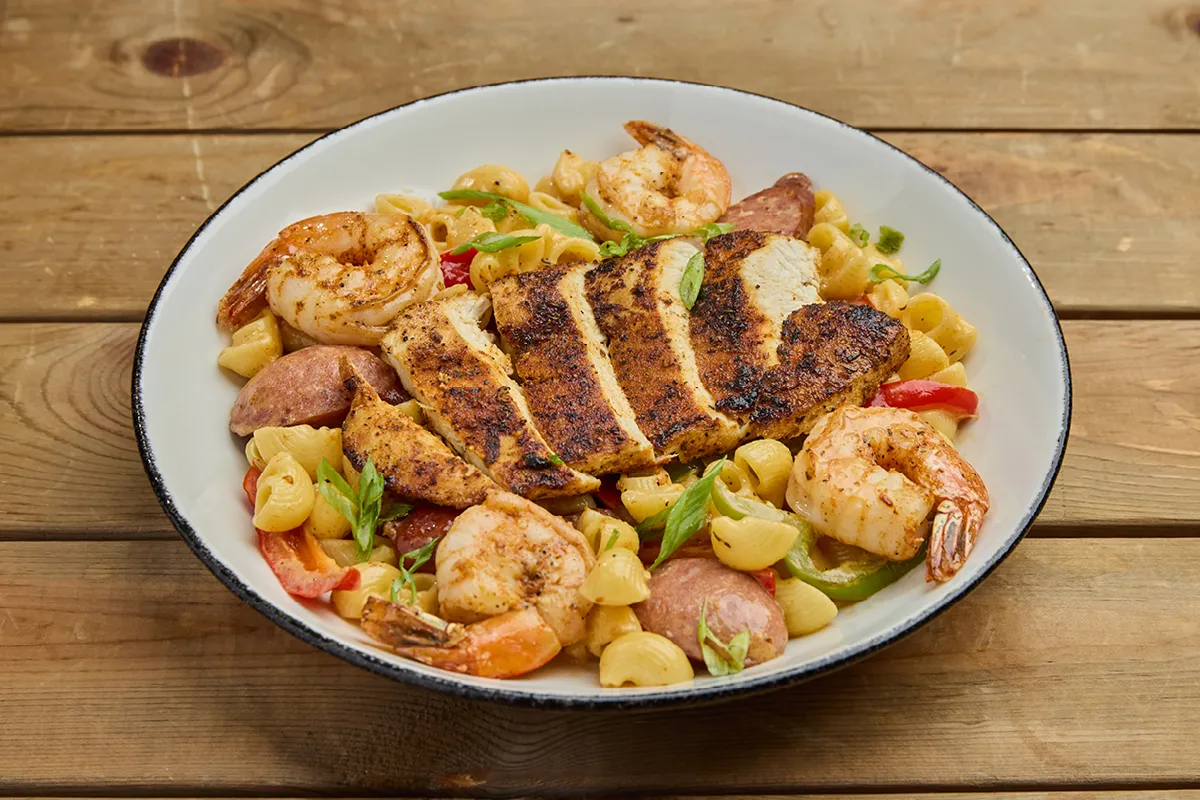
2 1 1198 796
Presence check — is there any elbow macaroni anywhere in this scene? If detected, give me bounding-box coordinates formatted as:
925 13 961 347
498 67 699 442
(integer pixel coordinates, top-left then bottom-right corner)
218 311 282 378
775 578 838 636
579 549 651 606
599 632 694 687
709 516 798 571
584 605 642 657
246 425 342 480
253 451 315 532
733 439 793 508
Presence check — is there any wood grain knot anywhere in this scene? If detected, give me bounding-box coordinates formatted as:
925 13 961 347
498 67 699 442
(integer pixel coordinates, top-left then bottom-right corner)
141 38 225 77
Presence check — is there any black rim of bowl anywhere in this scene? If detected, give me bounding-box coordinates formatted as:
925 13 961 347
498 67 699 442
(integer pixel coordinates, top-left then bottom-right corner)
132 76 1073 710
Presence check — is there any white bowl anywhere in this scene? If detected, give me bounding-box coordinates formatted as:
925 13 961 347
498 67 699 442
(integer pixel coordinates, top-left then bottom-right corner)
134 77 1071 708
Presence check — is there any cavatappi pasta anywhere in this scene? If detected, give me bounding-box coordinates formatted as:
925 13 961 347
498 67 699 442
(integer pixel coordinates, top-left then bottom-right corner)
217 126 988 689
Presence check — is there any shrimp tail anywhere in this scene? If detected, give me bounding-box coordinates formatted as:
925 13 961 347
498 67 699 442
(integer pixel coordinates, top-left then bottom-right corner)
927 499 984 582
623 120 691 160
216 240 282 331
373 606 561 679
361 597 467 647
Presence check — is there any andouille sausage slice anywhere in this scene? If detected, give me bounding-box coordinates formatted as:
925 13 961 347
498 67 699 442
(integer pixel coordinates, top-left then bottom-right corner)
634 558 788 666
229 345 407 435
718 172 816 238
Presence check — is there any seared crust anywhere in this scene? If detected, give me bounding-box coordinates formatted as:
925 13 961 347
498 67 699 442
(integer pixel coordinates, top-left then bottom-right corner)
718 172 816 238
689 231 821 419
491 265 656 475
750 302 910 439
585 238 741 461
340 360 497 509
382 294 600 499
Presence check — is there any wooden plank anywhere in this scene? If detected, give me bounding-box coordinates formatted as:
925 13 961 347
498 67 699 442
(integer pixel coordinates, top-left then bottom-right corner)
0 320 1198 538
1 133 1198 321
0 0 1197 132
0 539 1198 792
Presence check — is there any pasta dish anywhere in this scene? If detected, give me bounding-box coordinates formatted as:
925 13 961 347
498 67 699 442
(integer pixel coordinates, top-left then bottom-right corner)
214 121 988 687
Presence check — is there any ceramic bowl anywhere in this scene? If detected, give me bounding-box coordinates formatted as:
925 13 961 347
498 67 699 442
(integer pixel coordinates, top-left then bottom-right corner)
134 77 1071 708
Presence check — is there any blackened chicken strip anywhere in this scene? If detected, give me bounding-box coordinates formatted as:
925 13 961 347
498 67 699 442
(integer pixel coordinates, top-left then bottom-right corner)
750 302 910 440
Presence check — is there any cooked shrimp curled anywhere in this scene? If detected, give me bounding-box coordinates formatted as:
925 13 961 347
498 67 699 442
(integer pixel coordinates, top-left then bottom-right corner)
786 406 989 582
217 212 440 346
581 121 732 239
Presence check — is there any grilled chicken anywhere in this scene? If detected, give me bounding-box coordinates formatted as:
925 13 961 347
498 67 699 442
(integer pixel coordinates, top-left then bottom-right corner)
340 358 497 509
689 231 822 423
750 301 910 440
381 292 600 499
491 264 657 475
586 238 741 461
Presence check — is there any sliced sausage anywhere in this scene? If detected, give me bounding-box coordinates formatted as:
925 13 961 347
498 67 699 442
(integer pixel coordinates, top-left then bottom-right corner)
229 345 407 436
634 557 787 666
718 172 815 238
383 502 461 572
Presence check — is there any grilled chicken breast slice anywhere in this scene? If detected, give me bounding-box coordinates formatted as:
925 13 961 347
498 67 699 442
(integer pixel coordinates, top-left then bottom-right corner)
750 301 911 440
381 292 600 499
491 264 657 475
340 358 497 509
585 238 741 461
689 231 821 422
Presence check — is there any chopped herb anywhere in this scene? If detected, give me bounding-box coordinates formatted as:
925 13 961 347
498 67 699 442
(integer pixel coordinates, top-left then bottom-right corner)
649 457 725 569
389 536 441 605
450 231 541 255
635 506 671 537
439 189 595 242
546 452 565 466
479 199 509 222
869 258 941 285
316 457 389 561
691 222 734 242
848 223 870 247
876 225 905 254
580 192 634 234
379 502 413 523
605 528 621 551
679 250 705 310
697 599 751 676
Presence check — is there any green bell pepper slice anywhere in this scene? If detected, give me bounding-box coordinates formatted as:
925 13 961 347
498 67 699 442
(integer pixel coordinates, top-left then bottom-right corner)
784 523 925 602
711 479 922 602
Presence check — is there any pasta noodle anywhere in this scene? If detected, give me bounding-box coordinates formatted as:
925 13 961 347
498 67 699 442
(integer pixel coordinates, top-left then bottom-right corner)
218 311 282 378
599 632 694 687
468 223 599 293
905 293 977 364
621 484 684 523
927 362 968 387
898 329 951 380
374 193 434 224
302 492 352 540
775 578 838 636
549 149 598 204
253 452 315 532
867 278 909 319
813 190 851 233
807 222 872 300
579 549 651 605
449 163 530 202
918 409 960 443
709 516 797 571
584 605 642 657
733 439 793 508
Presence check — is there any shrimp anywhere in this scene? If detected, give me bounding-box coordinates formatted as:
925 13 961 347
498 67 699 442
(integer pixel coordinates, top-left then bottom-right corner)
216 212 441 345
581 121 732 240
362 491 595 677
786 405 989 583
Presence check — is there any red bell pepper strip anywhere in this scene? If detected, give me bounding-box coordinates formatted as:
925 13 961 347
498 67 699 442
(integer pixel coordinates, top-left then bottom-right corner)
257 528 360 598
439 249 475 288
595 476 623 510
877 379 979 416
243 465 262 506
751 568 777 597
